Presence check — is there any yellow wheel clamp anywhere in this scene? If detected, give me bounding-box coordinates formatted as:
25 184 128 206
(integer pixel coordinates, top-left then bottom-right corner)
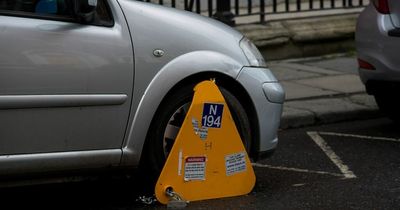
155 80 256 205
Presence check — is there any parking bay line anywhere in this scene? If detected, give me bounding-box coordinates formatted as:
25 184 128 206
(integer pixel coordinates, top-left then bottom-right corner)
307 131 357 179
318 131 400 143
252 163 344 177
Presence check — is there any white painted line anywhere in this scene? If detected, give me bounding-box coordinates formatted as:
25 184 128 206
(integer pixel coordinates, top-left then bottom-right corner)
318 131 400 143
252 163 344 177
307 132 357 179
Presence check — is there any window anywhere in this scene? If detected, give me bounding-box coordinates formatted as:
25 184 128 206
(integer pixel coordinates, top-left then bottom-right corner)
0 0 113 26
0 0 74 17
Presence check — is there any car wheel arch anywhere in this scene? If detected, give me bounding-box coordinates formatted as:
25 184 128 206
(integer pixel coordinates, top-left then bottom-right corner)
120 51 254 166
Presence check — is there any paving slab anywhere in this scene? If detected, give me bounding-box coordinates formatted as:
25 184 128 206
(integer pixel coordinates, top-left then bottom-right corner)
303 57 359 74
295 74 365 93
347 94 378 109
272 54 381 129
281 81 339 100
283 96 380 128
268 64 321 81
272 62 343 76
280 107 316 129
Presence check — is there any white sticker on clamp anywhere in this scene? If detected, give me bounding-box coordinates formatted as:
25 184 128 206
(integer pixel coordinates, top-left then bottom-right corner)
225 152 247 176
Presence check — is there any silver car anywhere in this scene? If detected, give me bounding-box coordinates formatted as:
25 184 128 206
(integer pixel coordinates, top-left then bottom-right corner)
0 0 284 183
356 0 400 121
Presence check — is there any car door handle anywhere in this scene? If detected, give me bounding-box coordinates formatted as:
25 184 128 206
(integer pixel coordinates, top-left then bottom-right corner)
388 28 400 37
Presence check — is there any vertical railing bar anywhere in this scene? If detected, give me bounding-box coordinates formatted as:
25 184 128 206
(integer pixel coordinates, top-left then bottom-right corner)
196 0 200 13
260 0 265 23
235 0 239 15
320 0 324 9
184 0 188 10
296 0 301 11
208 0 213 16
171 0 175 7
309 0 313 9
285 0 289 11
273 0 277 12
189 0 194 11
248 0 252 14
331 0 335 8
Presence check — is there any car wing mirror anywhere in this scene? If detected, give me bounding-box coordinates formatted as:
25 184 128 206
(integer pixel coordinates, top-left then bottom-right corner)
74 0 98 24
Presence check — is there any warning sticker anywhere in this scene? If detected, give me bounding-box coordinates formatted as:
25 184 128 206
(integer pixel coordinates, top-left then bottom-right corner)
225 152 247 176
184 156 206 181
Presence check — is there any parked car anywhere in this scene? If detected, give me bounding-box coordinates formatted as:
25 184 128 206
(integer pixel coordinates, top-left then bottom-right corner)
356 0 400 121
0 0 284 184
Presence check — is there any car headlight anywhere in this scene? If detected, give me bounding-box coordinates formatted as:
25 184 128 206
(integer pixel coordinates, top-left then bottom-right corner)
239 37 267 67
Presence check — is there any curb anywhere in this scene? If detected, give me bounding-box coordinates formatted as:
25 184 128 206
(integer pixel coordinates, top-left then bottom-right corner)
236 14 359 60
280 93 382 129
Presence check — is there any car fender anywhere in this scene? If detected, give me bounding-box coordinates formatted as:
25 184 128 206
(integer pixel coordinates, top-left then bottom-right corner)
121 50 243 166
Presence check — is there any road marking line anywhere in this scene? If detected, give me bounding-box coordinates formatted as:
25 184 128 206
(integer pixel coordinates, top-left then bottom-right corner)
252 163 344 177
307 132 357 179
318 131 400 143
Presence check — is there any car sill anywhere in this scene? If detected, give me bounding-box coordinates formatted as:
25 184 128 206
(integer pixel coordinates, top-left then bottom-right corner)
0 149 122 176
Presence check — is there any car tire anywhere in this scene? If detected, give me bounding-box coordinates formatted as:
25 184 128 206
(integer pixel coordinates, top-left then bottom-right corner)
141 83 252 186
374 92 400 122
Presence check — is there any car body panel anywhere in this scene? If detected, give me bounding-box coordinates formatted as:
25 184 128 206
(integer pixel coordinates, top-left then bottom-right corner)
356 4 400 84
236 67 283 152
0 1 133 160
0 149 121 176
389 1 400 27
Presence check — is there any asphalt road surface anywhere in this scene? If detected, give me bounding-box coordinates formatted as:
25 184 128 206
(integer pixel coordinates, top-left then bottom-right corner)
1 117 399 209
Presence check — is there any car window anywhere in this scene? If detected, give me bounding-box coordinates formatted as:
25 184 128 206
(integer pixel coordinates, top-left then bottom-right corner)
0 0 113 26
0 0 73 16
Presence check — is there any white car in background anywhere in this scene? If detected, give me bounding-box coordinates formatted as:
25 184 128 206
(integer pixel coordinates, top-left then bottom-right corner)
356 0 400 121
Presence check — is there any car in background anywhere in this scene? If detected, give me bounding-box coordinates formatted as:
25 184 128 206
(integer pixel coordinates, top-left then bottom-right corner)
356 0 400 121
0 0 284 184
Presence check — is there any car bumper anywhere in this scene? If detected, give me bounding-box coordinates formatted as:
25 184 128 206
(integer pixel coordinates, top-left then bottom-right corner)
236 67 285 160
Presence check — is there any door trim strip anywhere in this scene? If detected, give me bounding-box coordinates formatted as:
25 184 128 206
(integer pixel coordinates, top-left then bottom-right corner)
0 94 127 109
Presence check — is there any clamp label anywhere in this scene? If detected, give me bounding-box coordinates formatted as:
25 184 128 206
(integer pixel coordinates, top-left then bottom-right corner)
202 103 224 128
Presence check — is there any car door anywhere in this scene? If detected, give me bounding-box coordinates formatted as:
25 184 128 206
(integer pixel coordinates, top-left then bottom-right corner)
0 0 134 156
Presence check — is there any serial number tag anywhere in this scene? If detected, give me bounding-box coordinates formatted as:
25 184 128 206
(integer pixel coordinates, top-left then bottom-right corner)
201 103 224 128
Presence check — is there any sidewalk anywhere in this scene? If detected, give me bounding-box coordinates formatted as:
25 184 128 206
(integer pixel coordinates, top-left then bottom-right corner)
271 53 381 129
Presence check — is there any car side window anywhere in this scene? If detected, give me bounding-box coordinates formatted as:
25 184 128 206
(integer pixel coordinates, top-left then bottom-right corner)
0 0 113 26
0 0 74 17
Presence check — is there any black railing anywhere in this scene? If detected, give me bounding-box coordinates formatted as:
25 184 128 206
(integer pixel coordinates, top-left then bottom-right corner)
137 0 368 25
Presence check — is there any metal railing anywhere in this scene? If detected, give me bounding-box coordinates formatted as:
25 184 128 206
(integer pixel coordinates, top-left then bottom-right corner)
137 0 369 25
